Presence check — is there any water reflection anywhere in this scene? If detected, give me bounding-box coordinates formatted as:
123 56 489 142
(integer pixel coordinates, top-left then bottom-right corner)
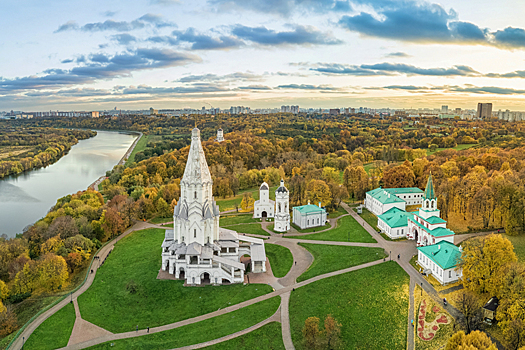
0 130 137 237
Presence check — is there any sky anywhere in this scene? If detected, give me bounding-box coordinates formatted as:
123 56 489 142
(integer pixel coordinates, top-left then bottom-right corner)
2 0 525 111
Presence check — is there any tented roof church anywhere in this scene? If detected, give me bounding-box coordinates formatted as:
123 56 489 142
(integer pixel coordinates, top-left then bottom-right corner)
161 127 266 286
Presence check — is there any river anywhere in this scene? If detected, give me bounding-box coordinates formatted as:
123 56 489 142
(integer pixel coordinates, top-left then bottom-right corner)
0 130 138 238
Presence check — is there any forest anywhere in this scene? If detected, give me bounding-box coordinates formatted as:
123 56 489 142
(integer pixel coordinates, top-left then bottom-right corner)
0 124 96 179
1 114 525 343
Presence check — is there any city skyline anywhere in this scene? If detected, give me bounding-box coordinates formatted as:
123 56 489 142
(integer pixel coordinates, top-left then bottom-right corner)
3 0 525 110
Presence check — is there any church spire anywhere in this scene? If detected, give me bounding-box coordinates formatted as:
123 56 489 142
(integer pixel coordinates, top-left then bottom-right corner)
181 127 212 185
423 172 436 200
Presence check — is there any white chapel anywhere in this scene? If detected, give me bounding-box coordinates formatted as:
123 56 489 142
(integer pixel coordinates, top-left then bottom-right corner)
253 182 275 219
161 127 267 285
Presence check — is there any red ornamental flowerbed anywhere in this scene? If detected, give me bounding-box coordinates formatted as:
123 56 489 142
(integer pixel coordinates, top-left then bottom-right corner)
417 299 450 341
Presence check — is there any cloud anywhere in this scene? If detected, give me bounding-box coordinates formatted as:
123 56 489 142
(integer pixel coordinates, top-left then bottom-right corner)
151 0 180 4
338 0 525 50
0 48 201 93
55 13 175 32
111 33 137 45
237 84 272 90
209 0 352 16
176 72 263 83
61 59 74 64
486 70 525 78
385 52 411 58
308 62 481 77
378 84 525 95
276 84 343 91
165 28 244 50
232 25 342 45
55 21 79 33
103 11 118 17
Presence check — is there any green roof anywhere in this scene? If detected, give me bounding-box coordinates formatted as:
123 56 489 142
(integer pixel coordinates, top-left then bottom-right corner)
424 173 436 199
366 188 405 205
378 207 410 228
410 214 455 237
294 204 325 214
426 216 447 224
418 241 461 270
383 188 424 195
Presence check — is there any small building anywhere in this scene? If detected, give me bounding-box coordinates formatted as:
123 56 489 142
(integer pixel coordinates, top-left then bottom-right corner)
417 241 462 285
377 207 410 239
253 182 275 219
482 297 499 324
365 187 423 216
293 201 327 230
216 128 224 142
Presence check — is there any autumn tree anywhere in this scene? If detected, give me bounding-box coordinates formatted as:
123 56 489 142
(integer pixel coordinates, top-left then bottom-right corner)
302 316 321 349
382 164 415 188
0 306 18 337
306 180 331 207
460 234 517 295
46 215 79 240
454 290 481 334
240 192 255 212
496 263 525 350
445 330 497 350
324 314 342 350
343 165 368 200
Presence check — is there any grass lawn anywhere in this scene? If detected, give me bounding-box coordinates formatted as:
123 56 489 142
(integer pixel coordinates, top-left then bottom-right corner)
202 321 284 350
290 222 331 233
297 243 386 282
219 214 258 226
86 297 280 350
287 216 376 243
125 134 149 165
77 228 273 333
223 223 269 236
380 232 407 241
327 206 348 219
162 223 174 228
290 262 409 350
24 302 76 350
358 208 379 231
507 234 525 262
149 217 172 224
265 243 293 278
426 143 477 156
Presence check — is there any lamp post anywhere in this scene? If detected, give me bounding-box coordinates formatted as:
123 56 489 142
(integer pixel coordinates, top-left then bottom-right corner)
70 292 73 303
389 251 391 261
420 282 423 296
22 336 24 349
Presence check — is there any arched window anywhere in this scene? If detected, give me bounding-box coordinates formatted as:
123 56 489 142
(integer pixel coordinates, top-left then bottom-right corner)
207 236 210 244
194 229 197 238
426 201 429 209
194 191 197 199
278 203 281 212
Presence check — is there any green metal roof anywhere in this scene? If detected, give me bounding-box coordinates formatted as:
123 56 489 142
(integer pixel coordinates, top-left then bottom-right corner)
383 188 424 195
366 188 405 205
418 241 461 270
378 207 410 228
294 204 325 214
426 216 447 224
410 214 455 237
424 173 436 199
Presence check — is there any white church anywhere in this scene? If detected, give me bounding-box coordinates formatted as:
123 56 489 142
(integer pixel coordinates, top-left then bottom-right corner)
253 180 290 232
161 127 267 286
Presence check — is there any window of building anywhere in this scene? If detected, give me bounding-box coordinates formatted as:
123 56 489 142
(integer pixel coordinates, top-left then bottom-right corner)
449 270 451 278
194 191 197 199
194 229 197 238
307 219 309 225
317 218 319 224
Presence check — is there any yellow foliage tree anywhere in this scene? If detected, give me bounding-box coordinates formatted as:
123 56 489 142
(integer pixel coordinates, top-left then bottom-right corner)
445 330 497 350
41 235 64 255
240 193 255 212
302 316 321 350
306 179 331 207
460 234 517 295
37 254 69 292
0 280 8 301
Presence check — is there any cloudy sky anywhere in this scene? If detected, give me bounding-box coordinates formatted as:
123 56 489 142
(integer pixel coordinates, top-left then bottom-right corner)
2 0 525 111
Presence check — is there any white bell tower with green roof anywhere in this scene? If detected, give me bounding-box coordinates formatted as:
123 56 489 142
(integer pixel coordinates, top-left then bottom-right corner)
418 172 440 220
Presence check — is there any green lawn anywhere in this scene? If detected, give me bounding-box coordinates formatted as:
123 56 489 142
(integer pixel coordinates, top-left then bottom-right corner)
201 321 284 350
149 217 172 224
223 223 269 236
77 228 273 333
297 243 387 282
327 206 348 218
507 234 525 262
291 222 331 233
220 214 258 226
24 302 76 350
426 143 477 156
359 208 379 231
290 262 409 350
265 243 294 278
162 223 174 228
86 297 280 350
125 134 149 165
287 216 376 243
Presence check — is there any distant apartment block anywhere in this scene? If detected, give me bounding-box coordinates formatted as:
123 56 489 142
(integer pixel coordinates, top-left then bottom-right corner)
476 103 493 119
280 105 299 114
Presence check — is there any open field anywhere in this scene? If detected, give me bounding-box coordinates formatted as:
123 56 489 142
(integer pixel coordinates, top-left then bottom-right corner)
77 228 273 333
327 205 348 218
297 243 387 282
23 302 76 350
125 134 149 165
427 143 477 156
265 243 294 278
358 208 379 231
86 297 280 350
201 321 284 350
149 217 172 224
290 262 409 349
219 214 258 226
287 215 376 243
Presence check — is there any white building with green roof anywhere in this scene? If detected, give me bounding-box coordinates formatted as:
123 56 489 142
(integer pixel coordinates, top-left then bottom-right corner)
407 173 455 247
292 201 327 229
417 241 462 285
377 207 411 239
365 187 424 216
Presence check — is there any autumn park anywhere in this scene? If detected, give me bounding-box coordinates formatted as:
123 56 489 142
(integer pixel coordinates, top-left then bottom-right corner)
1 113 525 350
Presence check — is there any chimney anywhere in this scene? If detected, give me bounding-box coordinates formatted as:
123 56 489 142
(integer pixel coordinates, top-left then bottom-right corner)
308 200 311 205
319 202 321 208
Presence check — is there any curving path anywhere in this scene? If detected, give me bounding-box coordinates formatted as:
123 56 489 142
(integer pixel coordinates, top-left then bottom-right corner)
10 203 494 350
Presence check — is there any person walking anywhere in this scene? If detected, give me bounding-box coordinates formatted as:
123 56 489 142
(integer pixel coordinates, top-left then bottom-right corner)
147 327 150 333
136 325 138 332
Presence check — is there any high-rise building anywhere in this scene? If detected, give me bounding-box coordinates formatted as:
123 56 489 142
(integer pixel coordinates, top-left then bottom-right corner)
441 105 448 113
476 103 493 119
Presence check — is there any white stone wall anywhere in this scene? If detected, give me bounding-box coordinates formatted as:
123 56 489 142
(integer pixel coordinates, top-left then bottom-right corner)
292 209 327 229
418 251 462 285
